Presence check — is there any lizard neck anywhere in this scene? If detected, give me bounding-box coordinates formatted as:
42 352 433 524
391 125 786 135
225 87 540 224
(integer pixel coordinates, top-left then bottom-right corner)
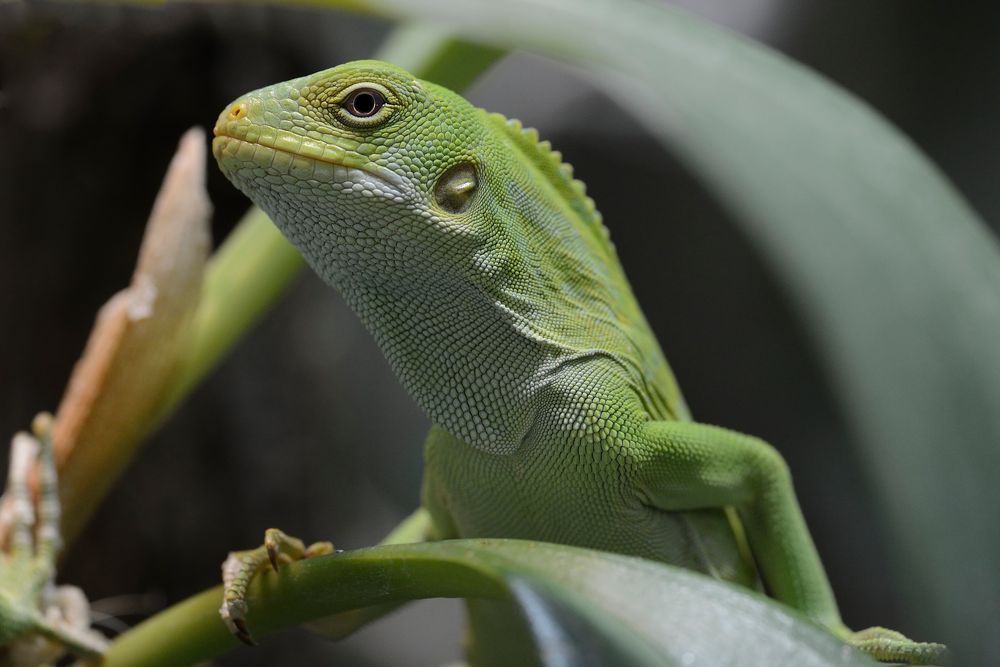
337 269 556 454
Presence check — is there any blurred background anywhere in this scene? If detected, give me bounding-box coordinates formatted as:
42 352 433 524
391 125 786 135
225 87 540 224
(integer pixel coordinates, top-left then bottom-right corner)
1 2 997 665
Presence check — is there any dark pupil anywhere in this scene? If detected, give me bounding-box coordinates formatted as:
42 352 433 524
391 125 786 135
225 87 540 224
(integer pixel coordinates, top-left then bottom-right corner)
351 92 378 116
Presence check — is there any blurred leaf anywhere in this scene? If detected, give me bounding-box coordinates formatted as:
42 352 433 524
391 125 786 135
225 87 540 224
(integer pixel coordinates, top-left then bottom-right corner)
507 577 652 667
158 207 302 413
103 539 876 667
0 128 212 547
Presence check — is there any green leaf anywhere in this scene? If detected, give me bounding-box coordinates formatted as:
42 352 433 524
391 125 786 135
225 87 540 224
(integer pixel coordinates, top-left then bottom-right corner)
103 540 875 667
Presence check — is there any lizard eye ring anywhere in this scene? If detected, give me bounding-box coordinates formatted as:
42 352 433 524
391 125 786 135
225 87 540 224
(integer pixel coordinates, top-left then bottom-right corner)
332 83 395 128
343 88 385 118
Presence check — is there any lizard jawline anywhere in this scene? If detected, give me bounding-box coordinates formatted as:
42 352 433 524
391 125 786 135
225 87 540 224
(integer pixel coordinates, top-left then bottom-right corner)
212 134 404 198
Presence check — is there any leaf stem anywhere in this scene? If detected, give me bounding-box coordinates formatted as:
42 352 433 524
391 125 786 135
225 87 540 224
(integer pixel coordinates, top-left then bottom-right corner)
102 544 507 667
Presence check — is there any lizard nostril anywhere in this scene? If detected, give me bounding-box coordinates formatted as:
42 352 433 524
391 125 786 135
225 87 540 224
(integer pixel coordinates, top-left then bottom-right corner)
229 103 248 120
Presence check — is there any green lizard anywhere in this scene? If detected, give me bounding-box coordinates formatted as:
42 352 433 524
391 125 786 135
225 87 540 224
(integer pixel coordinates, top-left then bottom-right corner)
212 60 945 665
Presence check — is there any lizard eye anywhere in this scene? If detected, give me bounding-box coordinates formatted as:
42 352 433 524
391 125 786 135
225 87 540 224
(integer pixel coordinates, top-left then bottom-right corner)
342 88 386 118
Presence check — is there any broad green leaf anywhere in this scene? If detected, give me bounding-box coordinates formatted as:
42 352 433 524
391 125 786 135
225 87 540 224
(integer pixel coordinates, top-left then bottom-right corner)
102 540 875 667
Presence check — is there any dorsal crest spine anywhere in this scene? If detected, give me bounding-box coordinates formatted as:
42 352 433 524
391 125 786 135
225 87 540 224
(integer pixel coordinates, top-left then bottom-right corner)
487 112 613 248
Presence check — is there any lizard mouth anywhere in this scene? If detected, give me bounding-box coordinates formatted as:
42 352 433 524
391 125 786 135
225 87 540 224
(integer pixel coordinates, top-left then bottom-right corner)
212 124 405 198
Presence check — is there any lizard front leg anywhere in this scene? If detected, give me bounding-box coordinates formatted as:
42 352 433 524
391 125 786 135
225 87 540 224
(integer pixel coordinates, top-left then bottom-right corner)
219 528 334 644
636 420 947 665
217 425 452 646
218 506 438 645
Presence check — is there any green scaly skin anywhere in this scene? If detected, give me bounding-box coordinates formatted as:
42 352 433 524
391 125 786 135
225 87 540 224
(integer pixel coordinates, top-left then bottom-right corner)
212 60 946 665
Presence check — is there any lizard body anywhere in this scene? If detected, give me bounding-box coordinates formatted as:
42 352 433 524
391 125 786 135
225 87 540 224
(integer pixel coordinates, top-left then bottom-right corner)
213 60 943 664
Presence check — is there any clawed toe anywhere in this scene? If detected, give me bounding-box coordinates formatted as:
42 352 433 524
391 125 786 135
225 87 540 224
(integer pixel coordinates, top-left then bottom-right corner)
219 597 255 646
849 626 949 665
219 528 334 646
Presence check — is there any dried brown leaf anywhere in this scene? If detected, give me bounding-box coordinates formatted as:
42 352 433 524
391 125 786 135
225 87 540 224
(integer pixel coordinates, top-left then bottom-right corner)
4 128 212 545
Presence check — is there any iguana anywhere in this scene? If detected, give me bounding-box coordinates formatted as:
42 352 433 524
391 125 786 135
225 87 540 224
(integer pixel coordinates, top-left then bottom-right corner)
212 60 945 665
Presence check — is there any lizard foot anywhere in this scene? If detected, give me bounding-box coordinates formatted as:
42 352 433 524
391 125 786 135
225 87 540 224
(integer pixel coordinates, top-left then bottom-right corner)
847 626 948 665
219 528 334 645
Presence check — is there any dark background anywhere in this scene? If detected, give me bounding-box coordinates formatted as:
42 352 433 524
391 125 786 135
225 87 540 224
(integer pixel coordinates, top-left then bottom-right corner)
1 2 997 665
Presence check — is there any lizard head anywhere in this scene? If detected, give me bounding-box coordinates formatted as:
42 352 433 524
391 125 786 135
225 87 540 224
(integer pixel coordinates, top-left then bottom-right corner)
213 60 558 449
213 61 681 447
213 60 493 291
